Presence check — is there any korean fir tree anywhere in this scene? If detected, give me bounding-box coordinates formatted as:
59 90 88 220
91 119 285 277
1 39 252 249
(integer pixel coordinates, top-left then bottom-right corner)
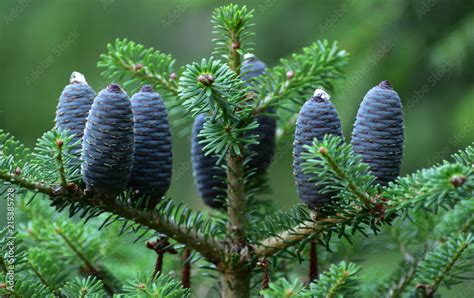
1 4 474 298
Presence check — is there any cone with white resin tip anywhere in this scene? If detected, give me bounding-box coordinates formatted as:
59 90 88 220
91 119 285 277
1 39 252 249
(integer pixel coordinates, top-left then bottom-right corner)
81 83 134 197
351 80 404 186
129 85 172 209
241 53 267 83
293 89 343 208
55 71 96 146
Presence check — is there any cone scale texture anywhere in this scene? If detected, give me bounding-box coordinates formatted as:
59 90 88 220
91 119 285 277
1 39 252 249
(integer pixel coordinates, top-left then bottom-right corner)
293 90 343 207
242 55 276 173
351 80 404 185
191 114 227 208
241 54 266 82
191 56 277 208
55 71 96 144
129 85 172 207
247 110 277 173
81 84 134 197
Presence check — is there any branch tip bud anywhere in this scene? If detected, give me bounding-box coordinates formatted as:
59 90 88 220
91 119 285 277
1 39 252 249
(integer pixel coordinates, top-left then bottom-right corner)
450 175 467 188
56 139 64 148
134 63 143 72
286 70 295 79
231 42 240 49
318 146 328 155
197 74 214 86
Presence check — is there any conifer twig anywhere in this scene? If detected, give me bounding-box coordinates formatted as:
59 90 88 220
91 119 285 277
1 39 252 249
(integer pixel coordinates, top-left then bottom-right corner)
181 248 192 289
0 171 225 264
56 226 117 295
253 218 330 257
309 240 319 282
318 146 371 208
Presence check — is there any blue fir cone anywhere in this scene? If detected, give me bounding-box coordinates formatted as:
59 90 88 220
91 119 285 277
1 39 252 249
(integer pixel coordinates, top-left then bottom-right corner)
55 72 96 145
351 80 404 186
191 114 227 208
191 56 276 208
242 54 276 173
293 89 343 208
129 85 172 208
81 83 134 197
247 110 277 173
241 53 266 82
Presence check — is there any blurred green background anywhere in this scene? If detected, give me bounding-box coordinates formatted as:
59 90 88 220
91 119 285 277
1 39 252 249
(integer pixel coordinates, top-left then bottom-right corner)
1 0 473 211
1 0 473 295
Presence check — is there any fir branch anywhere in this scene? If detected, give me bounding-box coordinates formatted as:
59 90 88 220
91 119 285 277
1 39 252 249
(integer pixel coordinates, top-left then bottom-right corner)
376 257 423 298
252 40 349 114
302 136 374 208
415 233 474 295
61 276 106 298
33 129 82 185
304 261 361 298
252 212 326 258
252 136 473 259
98 38 177 96
121 272 190 298
260 278 305 298
0 171 225 265
211 4 255 73
451 143 474 167
55 226 116 295
178 58 247 121
385 162 474 215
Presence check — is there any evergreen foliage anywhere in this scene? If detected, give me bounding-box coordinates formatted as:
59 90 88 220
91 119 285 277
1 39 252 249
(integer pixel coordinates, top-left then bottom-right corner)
1 3 474 297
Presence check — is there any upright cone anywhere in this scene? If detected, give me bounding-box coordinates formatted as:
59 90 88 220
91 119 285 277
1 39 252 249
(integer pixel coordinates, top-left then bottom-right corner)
55 71 96 145
191 114 227 208
81 83 134 197
191 55 277 208
293 89 343 207
129 85 172 208
242 55 276 173
241 53 266 82
351 80 404 185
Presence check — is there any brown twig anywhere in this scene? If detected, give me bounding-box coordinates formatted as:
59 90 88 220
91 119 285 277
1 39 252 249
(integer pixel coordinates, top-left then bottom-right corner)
259 258 270 291
146 237 177 280
309 240 319 282
0 171 226 264
181 248 192 289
